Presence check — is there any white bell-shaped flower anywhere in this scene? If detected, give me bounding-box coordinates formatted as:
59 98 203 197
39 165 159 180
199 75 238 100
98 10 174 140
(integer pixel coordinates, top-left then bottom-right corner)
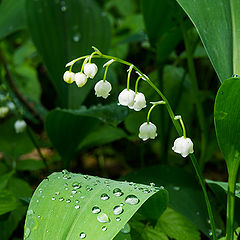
133 92 146 111
118 89 135 108
138 122 157 141
83 63 98 79
63 71 75 84
172 136 194 157
94 80 112 99
0 107 9 118
14 120 27 134
75 73 88 87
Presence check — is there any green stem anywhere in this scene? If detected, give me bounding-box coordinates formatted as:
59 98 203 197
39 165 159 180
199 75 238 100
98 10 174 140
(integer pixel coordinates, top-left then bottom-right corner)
103 64 110 82
135 76 142 94
147 104 157 124
180 18 208 170
126 65 134 90
82 52 216 239
226 160 240 240
26 127 49 171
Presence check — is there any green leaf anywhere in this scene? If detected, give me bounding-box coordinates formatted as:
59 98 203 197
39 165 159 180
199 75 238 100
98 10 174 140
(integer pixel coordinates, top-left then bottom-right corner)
78 125 127 150
16 159 45 171
206 179 240 199
0 0 26 40
26 0 111 108
214 77 240 173
24 170 168 240
0 190 18 215
175 0 240 82
122 165 210 235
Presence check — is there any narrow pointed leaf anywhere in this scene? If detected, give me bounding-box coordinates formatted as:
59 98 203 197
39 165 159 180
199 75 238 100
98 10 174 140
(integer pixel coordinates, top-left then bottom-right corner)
24 171 168 240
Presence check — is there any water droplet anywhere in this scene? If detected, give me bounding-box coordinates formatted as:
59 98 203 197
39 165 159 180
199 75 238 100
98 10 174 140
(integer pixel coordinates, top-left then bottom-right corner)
97 213 109 223
62 170 71 179
24 227 31 238
101 193 109 200
37 215 41 218
116 217 121 221
72 182 81 190
72 190 77 194
113 188 123 197
150 183 155 187
143 188 151 194
36 200 39 203
125 195 139 205
27 209 34 216
92 206 101 214
102 226 107 231
113 206 123 215
59 197 64 202
86 186 93 191
76 200 79 203
66 199 71 203
79 232 86 239
173 186 180 191
73 33 81 42
121 223 131 234
61 6 67 11
232 74 238 78
55 192 60 195
39 188 43 193
75 205 80 209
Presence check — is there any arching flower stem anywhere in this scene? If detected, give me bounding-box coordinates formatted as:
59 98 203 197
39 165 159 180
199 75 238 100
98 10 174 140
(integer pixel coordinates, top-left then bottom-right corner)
174 115 187 139
135 76 142 94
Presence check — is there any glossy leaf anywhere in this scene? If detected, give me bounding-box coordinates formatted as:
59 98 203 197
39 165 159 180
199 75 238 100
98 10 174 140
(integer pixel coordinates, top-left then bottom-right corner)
26 0 111 108
175 0 240 82
214 77 240 172
0 190 17 215
0 0 26 40
24 170 168 240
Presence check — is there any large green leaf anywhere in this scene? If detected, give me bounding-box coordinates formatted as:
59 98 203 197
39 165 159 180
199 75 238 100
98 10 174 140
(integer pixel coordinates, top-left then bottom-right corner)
175 0 240 82
214 77 240 173
26 0 111 108
0 190 18 215
24 170 168 240
0 0 26 40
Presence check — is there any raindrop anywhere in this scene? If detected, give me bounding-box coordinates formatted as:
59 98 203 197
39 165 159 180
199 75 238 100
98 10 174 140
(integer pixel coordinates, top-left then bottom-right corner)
65 187 69 190
55 192 60 195
39 189 43 193
64 183 68 187
72 190 77 195
232 74 238 78
79 232 86 239
86 186 93 192
150 183 155 187
75 205 80 209
92 206 101 214
143 188 151 194
173 186 180 191
36 200 39 203
101 193 109 200
116 217 121 222
76 200 80 203
59 197 64 202
102 226 107 232
24 227 31 238
120 203 124 207
113 188 123 197
27 209 34 216
125 195 139 205
72 182 81 190
121 223 131 234
38 215 41 218
73 33 81 42
97 213 109 223
113 206 123 215
66 199 71 203
80 196 85 199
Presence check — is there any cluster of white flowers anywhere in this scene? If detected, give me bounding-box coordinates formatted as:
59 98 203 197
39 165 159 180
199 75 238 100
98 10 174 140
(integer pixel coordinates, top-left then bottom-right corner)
63 53 194 158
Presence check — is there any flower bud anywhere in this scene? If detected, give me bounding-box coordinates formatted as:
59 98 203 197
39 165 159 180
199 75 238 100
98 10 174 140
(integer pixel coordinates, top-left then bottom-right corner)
0 107 9 118
75 73 88 87
63 71 75 84
94 80 112 99
172 136 194 157
118 89 135 108
14 120 27 134
138 122 157 141
133 92 146 111
83 63 98 79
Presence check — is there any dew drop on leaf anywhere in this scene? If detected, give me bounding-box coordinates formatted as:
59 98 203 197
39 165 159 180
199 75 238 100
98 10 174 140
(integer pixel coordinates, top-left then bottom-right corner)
24 227 31 238
113 206 123 215
101 193 109 200
52 197 56 201
116 217 121 222
113 188 123 197
79 232 86 239
97 213 109 223
72 182 81 189
102 226 107 232
92 206 101 214
125 195 139 205
27 209 34 216
72 190 77 194
121 223 131 234
75 205 80 209
59 197 64 202
66 199 71 203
